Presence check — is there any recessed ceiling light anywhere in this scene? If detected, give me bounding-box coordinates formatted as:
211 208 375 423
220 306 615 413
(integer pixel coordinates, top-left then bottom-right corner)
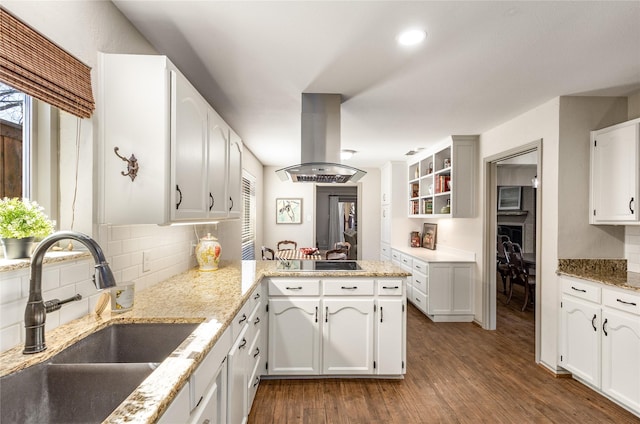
397 29 427 46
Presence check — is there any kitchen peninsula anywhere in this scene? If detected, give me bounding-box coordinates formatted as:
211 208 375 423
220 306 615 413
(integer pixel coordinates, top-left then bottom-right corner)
0 260 409 423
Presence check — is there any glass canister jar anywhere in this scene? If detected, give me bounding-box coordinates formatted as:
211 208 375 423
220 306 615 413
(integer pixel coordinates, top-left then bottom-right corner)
196 233 221 271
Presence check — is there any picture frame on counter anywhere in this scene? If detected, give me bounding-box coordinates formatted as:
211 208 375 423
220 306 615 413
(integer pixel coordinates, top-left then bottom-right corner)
422 223 437 250
276 198 302 224
498 186 522 211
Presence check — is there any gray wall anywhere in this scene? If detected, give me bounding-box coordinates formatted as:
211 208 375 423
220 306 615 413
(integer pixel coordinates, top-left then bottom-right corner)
557 96 627 259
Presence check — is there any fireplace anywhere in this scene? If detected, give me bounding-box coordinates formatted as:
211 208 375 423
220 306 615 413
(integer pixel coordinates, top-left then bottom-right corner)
498 224 524 248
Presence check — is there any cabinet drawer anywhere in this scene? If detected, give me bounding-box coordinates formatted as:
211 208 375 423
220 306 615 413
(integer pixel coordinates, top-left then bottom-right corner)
269 278 320 296
232 300 253 340
412 272 427 294
377 279 404 296
391 250 402 262
561 277 601 303
603 288 640 316
323 279 374 296
412 259 428 274
411 288 427 313
400 254 412 269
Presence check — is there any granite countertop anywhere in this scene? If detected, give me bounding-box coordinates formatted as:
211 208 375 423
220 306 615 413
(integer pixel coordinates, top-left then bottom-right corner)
0 259 409 423
557 259 640 292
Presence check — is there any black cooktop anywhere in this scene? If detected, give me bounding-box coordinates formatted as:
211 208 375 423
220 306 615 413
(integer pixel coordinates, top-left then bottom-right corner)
276 260 363 272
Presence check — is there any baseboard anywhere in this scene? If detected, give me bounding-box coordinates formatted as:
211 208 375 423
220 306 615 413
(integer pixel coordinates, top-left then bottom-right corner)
537 362 572 378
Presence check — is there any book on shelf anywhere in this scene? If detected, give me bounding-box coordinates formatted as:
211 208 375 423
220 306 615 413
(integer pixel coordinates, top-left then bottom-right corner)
435 175 451 193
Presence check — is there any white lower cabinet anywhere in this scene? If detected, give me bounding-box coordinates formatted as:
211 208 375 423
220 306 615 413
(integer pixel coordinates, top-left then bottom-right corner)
323 298 375 374
560 275 640 416
399 250 474 322
267 277 405 377
268 297 321 375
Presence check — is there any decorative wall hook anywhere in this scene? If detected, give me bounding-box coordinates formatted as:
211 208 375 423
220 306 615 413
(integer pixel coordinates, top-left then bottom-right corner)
114 147 139 181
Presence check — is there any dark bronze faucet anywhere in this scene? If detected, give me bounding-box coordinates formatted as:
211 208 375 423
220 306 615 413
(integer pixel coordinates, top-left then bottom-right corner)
23 231 117 354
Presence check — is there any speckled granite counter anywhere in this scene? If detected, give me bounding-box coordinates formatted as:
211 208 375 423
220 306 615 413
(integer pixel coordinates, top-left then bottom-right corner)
0 259 409 423
557 259 640 292
0 250 91 272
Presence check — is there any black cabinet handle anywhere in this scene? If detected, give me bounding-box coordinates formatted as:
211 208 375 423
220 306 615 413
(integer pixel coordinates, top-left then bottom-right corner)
571 286 586 293
617 298 637 306
286 286 303 291
229 197 234 211
325 306 328 323
602 318 608 336
630 197 635 214
175 185 182 209
382 286 399 290
341 286 358 290
315 306 318 323
254 292 261 300
591 314 597 332
238 313 247 324
254 317 260 325
253 377 260 387
209 193 214 211
380 306 384 323
254 347 260 358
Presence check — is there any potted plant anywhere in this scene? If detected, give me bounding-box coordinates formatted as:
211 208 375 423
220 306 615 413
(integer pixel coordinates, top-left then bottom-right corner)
0 197 55 259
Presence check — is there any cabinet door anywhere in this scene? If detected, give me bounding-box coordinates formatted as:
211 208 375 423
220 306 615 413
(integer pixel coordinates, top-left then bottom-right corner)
227 325 248 424
227 130 242 218
591 122 639 223
451 264 473 315
381 204 390 244
560 296 601 387
207 109 229 218
323 299 374 374
376 298 404 375
172 72 208 221
428 264 452 315
190 359 227 424
601 308 640 413
268 299 321 375
158 382 190 423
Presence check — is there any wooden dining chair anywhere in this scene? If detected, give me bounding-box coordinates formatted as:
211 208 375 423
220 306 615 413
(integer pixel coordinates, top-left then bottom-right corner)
277 240 297 251
261 246 275 260
325 249 348 260
505 242 535 311
334 241 351 258
496 235 511 294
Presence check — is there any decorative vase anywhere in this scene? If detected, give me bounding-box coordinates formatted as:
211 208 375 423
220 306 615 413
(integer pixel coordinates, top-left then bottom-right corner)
1 237 35 259
195 233 221 271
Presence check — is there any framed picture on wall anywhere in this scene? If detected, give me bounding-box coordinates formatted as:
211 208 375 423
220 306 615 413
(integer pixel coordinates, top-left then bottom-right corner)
276 198 302 224
422 223 437 250
498 186 522 211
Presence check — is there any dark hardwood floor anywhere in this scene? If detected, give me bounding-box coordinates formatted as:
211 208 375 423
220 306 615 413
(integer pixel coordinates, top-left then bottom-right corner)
249 287 640 423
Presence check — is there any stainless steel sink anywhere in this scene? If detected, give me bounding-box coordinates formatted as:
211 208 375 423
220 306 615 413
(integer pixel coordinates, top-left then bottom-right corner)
0 322 199 423
51 322 199 363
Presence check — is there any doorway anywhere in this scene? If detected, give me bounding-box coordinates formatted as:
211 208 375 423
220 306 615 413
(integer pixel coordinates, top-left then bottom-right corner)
484 140 542 363
315 185 358 258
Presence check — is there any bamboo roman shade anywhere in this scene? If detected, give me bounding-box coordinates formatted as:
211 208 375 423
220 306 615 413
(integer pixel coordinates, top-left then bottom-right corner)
0 8 95 118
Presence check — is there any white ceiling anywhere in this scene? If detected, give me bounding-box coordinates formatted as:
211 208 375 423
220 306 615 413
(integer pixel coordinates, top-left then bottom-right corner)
113 1 640 169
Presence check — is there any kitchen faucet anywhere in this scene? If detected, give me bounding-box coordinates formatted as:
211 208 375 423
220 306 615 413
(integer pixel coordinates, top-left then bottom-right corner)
23 231 117 354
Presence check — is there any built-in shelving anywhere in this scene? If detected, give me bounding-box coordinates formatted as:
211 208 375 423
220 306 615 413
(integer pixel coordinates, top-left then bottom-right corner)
407 135 477 218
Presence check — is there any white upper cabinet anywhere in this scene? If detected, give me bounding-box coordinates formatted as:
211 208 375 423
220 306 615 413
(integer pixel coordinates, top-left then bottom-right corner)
98 53 241 225
407 135 477 218
227 129 243 218
590 118 640 224
172 72 209 221
207 109 231 218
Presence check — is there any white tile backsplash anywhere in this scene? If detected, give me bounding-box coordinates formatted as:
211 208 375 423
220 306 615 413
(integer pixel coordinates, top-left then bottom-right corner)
0 223 199 352
626 226 640 273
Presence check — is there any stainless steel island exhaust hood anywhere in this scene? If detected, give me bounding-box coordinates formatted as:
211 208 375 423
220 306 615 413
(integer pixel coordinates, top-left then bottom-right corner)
276 93 366 183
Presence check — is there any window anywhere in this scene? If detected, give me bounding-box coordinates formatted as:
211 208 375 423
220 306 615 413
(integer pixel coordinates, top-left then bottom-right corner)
241 170 256 260
0 81 28 198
